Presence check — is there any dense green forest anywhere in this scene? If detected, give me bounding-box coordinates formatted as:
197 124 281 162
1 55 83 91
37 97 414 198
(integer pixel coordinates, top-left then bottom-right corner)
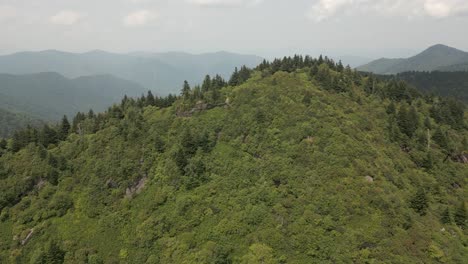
0 108 42 138
0 56 466 263
374 71 468 104
0 73 147 121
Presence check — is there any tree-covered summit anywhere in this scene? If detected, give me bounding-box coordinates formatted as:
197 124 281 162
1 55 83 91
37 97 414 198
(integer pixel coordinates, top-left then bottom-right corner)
0 55 466 263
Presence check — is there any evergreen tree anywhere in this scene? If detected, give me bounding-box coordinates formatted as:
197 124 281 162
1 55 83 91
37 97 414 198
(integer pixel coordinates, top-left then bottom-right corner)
182 80 191 100
386 101 396 115
424 117 432 130
238 66 252 83
39 124 58 147
88 109 95 119
410 187 429 215
202 75 212 93
59 115 71 140
441 207 452 224
397 105 418 138
337 60 344 72
146 90 156 106
0 138 6 150
454 202 466 228
433 127 448 150
309 65 319 79
229 67 240 86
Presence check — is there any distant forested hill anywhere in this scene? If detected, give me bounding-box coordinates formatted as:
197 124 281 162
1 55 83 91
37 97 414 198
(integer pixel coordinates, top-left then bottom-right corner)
0 72 147 120
0 50 263 94
0 56 466 263
0 108 41 138
358 44 468 74
372 71 468 103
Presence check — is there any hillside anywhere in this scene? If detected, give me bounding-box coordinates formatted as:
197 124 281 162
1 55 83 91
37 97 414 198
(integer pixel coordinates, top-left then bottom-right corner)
0 108 41 138
0 50 263 94
0 72 147 120
0 57 466 263
357 44 468 74
373 71 468 104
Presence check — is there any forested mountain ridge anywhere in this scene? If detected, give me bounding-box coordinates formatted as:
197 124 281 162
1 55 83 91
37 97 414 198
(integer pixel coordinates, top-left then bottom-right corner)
0 72 147 121
0 108 42 138
373 71 468 104
357 44 468 74
0 50 263 94
0 56 466 263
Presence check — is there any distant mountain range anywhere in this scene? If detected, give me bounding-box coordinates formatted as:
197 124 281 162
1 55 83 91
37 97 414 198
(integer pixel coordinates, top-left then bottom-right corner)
357 44 468 74
0 72 147 121
0 50 263 95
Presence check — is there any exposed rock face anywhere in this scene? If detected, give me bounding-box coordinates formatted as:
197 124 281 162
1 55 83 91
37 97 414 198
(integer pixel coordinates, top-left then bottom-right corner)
452 153 468 164
364 176 374 183
21 229 34 246
125 177 148 198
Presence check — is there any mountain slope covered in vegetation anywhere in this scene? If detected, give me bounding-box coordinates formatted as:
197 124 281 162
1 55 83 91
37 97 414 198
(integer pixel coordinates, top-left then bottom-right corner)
358 44 468 74
0 108 41 138
0 72 147 121
374 71 468 104
0 57 466 263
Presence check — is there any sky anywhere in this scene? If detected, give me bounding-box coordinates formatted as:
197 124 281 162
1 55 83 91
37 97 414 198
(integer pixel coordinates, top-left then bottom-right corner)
1 0 468 59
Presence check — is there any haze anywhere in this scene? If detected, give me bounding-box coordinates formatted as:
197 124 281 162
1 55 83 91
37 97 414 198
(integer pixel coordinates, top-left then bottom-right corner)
1 0 468 58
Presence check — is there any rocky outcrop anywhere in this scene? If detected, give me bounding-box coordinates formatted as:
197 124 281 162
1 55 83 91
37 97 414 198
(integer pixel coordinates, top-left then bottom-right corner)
452 153 468 164
125 176 148 198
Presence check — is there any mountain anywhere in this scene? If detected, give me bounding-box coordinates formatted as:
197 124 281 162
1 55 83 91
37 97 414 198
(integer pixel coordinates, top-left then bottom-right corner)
0 108 41 138
375 71 468 103
0 50 263 94
0 72 147 120
357 44 468 74
0 57 466 263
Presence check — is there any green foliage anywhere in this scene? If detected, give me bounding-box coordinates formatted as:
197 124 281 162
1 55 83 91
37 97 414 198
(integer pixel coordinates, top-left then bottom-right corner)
410 188 429 215
454 202 466 228
0 56 466 263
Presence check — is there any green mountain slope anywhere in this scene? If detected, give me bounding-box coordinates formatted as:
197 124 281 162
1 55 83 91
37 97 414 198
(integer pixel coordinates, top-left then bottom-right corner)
373 71 468 103
0 72 147 120
0 50 263 94
358 44 468 74
0 57 466 263
0 108 41 138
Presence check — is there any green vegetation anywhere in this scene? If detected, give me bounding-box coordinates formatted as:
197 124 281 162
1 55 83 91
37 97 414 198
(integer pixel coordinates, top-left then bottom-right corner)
0 56 466 263
357 44 468 74
378 71 468 103
0 108 42 138
0 73 147 121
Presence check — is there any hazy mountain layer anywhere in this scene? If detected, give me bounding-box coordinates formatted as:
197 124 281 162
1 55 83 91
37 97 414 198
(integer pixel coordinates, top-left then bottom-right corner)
357 44 468 74
0 72 147 120
0 50 263 94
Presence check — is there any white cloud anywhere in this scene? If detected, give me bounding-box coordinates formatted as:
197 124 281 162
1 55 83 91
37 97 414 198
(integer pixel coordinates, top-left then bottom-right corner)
50 10 84 25
0 5 17 21
123 10 158 27
307 0 468 22
187 0 263 8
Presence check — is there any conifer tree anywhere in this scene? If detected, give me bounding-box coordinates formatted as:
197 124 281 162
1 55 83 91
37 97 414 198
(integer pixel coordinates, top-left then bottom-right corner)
146 90 156 106
386 101 396 115
202 75 212 93
59 115 71 140
229 67 240 86
454 202 466 228
0 138 6 150
410 187 429 215
441 207 452 224
182 80 191 99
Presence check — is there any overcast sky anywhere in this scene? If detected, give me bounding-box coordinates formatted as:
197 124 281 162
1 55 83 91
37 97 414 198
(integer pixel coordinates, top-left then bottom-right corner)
1 0 468 58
